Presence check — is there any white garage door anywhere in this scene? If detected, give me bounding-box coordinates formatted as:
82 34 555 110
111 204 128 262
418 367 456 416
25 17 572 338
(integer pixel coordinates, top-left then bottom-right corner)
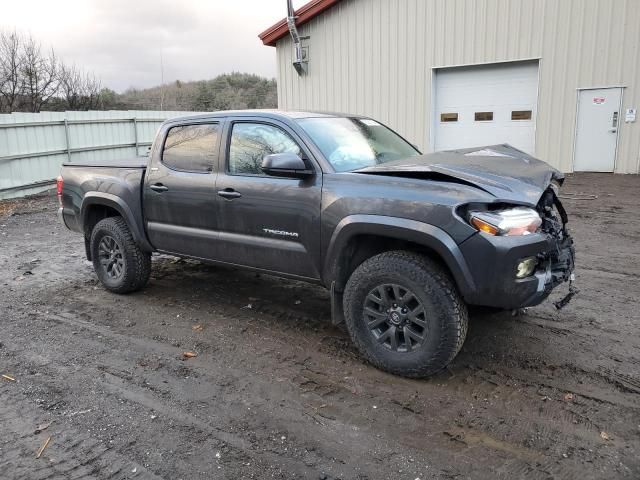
434 61 539 154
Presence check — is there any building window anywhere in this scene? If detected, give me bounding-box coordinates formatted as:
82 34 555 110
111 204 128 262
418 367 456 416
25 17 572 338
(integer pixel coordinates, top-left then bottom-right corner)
512 110 533 120
440 113 458 122
228 122 301 176
475 112 494 121
162 124 219 173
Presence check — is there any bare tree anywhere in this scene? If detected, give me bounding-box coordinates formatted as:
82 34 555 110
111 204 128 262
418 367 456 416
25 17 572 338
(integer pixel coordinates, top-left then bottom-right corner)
58 62 82 109
0 29 108 112
20 35 60 112
59 63 101 110
82 72 101 109
0 30 23 113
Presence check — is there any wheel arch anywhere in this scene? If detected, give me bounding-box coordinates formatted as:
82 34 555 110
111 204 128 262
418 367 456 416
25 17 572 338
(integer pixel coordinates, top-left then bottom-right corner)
81 193 153 253
324 215 476 299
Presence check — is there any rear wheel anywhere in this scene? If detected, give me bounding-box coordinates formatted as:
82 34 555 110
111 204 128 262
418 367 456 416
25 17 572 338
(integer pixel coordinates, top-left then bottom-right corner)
343 251 468 377
90 217 151 293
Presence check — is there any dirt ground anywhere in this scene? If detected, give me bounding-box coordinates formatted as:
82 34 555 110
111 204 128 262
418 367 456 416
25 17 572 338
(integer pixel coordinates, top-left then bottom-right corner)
0 173 638 480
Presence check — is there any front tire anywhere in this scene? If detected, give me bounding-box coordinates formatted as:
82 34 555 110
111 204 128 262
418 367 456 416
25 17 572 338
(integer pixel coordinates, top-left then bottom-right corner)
90 217 151 293
343 251 468 378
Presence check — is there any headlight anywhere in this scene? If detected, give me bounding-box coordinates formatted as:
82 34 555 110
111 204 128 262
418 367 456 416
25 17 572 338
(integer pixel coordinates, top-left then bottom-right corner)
469 207 542 236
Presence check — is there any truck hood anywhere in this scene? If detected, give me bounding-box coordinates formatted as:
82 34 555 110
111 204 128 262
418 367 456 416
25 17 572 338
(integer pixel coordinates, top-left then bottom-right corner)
355 144 564 205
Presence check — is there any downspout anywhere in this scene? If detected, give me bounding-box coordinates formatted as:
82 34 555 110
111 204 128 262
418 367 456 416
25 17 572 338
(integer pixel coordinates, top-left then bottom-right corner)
287 0 308 75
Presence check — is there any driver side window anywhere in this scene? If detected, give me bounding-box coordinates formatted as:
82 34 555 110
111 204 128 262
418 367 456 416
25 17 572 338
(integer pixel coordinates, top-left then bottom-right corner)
228 122 301 175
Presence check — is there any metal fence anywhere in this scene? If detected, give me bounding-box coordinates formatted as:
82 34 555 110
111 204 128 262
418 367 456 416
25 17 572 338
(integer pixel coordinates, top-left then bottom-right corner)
0 110 197 199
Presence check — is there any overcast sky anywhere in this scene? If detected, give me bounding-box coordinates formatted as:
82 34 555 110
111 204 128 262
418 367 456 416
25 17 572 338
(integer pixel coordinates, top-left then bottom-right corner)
2 0 305 92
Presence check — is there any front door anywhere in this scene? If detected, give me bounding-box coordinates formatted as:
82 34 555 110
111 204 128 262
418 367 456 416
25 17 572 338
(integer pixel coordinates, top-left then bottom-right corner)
215 119 322 280
143 121 222 259
574 87 622 172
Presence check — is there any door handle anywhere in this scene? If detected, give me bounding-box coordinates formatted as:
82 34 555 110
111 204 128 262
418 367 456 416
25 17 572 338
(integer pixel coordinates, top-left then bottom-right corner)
150 183 169 192
217 188 242 200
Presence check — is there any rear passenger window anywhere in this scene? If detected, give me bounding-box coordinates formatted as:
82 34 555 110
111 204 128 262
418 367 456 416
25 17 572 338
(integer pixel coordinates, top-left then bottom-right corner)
162 124 219 173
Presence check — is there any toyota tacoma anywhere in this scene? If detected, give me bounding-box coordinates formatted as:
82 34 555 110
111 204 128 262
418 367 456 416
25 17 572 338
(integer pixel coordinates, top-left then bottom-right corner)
58 110 575 377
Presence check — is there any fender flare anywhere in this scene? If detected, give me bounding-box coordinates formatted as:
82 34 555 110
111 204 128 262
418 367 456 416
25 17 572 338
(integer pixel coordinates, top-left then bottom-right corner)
324 214 476 298
80 192 153 252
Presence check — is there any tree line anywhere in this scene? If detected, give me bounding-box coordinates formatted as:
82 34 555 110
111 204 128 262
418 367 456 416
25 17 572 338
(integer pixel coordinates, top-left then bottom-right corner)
114 73 278 112
0 30 277 113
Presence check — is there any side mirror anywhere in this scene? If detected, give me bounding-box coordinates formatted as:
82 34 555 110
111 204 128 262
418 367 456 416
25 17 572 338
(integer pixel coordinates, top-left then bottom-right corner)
261 152 313 178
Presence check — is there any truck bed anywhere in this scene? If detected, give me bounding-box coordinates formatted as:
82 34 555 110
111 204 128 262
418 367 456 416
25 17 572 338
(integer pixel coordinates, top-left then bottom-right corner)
59 160 147 243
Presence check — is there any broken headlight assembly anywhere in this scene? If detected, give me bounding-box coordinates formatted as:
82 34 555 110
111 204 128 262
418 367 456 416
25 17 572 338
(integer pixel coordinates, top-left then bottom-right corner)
468 207 542 236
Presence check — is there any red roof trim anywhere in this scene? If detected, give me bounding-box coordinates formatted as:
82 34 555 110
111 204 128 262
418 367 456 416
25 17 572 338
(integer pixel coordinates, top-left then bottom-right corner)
259 0 343 47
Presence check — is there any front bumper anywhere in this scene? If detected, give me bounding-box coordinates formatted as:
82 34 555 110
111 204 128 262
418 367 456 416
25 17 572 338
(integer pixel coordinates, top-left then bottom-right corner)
459 230 575 309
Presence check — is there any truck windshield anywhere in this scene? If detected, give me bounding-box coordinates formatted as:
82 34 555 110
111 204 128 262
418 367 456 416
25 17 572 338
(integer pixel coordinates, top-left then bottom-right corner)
297 117 419 172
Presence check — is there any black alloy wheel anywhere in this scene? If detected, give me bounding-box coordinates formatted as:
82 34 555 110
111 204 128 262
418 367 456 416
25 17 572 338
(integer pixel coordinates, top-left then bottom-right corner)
363 283 427 352
97 235 125 280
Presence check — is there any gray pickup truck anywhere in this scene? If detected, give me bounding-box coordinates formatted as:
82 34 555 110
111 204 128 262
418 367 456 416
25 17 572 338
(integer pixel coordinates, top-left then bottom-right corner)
58 110 575 377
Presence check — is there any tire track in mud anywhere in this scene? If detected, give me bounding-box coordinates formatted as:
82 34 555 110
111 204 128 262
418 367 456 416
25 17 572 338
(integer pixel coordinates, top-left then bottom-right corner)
0 389 162 480
458 307 640 409
21 300 635 478
2 310 385 479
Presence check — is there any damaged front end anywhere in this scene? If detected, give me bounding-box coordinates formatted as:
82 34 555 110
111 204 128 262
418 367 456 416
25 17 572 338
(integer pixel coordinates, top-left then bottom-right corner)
536 184 577 309
456 182 577 311
356 143 578 310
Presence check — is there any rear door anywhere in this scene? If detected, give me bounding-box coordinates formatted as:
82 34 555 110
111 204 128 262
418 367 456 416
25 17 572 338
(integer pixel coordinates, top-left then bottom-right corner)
143 120 223 259
214 118 322 279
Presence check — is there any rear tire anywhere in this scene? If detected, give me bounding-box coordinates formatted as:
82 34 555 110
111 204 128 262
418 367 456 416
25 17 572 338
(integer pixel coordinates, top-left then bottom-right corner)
90 217 151 293
343 251 468 377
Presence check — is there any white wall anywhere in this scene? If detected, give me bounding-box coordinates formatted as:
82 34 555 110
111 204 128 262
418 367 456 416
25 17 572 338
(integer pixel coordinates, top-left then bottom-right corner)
275 0 640 174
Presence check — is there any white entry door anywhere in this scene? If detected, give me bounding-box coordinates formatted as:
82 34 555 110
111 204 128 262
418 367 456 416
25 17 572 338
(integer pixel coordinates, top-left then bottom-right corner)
573 88 622 172
434 61 539 154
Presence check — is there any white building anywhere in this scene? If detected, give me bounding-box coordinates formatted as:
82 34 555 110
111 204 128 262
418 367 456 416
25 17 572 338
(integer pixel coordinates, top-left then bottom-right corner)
260 0 640 173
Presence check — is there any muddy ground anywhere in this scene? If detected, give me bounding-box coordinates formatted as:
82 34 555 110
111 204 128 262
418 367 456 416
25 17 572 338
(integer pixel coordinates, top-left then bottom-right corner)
0 173 638 479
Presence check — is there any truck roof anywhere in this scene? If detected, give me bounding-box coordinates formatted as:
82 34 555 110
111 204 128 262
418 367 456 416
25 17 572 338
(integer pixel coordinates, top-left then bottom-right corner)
164 109 365 124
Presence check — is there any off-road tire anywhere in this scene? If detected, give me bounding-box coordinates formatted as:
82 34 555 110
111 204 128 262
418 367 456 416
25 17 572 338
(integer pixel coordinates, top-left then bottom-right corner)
90 217 151 293
343 251 468 377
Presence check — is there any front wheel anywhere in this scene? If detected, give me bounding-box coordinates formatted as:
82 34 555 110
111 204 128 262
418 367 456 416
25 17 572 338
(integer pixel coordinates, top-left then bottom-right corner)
343 251 468 378
90 217 151 293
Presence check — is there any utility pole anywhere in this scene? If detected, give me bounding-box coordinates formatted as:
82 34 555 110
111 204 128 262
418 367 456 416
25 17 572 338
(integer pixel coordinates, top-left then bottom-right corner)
160 49 165 111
